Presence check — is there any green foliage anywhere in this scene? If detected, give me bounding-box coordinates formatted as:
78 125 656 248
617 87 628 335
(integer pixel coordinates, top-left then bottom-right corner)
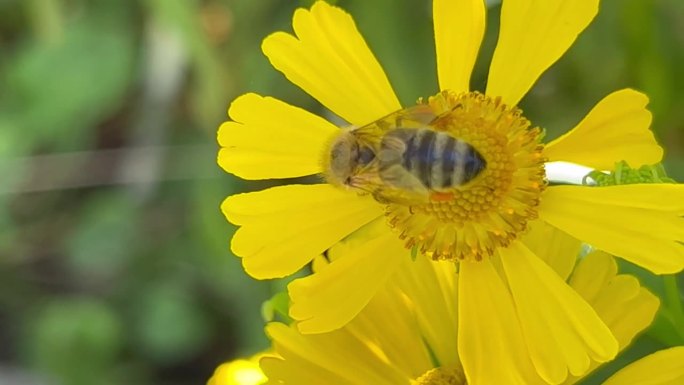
25 298 123 385
65 193 139 277
586 161 677 186
261 291 291 323
133 282 211 364
2 10 135 151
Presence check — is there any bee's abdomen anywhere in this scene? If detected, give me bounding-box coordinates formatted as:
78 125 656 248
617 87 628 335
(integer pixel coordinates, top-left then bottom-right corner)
382 128 486 190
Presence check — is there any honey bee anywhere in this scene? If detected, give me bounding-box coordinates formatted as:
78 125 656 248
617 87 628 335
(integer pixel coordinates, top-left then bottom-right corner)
325 104 487 204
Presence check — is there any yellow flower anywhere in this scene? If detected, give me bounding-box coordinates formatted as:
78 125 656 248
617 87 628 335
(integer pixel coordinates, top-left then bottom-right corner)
602 346 684 385
257 233 662 385
213 346 684 385
207 355 267 385
218 0 684 382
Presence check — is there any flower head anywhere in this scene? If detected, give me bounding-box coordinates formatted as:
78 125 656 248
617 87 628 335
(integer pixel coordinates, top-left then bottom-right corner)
257 238 661 385
218 0 684 382
207 355 267 385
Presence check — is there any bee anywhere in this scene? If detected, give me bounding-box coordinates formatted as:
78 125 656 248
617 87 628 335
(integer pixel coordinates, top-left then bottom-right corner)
325 104 487 204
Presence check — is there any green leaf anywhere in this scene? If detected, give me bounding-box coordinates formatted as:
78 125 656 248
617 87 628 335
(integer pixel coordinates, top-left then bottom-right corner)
2 16 135 150
261 291 291 323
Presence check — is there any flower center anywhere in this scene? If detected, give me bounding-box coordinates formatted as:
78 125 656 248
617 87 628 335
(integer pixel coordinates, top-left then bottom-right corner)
386 91 546 261
414 366 467 385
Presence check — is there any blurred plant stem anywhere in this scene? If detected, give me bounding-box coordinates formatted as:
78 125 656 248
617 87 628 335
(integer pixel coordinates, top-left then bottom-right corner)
119 17 188 202
663 275 684 340
0 145 218 194
26 0 64 44
145 0 232 131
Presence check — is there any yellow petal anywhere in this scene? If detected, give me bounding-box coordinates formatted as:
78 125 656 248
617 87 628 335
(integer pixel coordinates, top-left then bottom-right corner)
222 184 383 279
207 358 266 385
522 220 581 281
325 216 389 262
314 223 455 371
218 93 339 180
500 241 618 384
539 185 684 274
603 347 684 385
348 257 437 377
574 252 659 349
310 254 329 274
544 89 663 169
261 2 401 126
394 256 459 367
433 0 485 93
543 184 684 213
289 230 404 334
263 323 404 385
567 250 617 305
458 259 544 385
261 355 348 385
296 221 435 375
486 0 599 106
562 251 660 385
590 278 659 350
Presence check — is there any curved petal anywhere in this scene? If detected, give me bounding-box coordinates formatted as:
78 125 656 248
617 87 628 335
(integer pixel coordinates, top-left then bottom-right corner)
222 184 383 279
262 323 401 385
433 0 486 93
394 256 459 367
603 347 684 385
500 241 618 384
218 93 339 180
458 259 544 385
544 89 663 169
572 253 659 349
562 251 660 385
289 228 404 334
567 250 617 305
597 285 659 350
261 2 401 126
207 357 266 385
486 0 599 106
522 220 582 281
261 355 352 385
539 185 684 274
347 257 436 378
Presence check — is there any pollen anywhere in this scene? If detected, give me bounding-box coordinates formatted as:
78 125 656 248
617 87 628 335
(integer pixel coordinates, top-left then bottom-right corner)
414 366 467 385
386 91 546 262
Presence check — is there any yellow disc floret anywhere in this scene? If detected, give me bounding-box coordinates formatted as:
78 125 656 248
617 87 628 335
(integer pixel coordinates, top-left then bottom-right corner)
414 366 467 385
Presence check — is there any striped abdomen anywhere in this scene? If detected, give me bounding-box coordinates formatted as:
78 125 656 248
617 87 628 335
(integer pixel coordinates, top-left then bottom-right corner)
379 128 486 190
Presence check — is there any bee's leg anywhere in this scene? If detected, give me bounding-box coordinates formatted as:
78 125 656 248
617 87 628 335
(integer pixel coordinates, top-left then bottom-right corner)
371 191 391 204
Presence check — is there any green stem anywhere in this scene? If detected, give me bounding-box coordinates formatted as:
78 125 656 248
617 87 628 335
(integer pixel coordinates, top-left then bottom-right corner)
663 275 684 339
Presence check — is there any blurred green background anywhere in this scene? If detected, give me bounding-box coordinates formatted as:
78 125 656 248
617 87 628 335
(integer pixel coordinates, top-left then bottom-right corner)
0 0 682 384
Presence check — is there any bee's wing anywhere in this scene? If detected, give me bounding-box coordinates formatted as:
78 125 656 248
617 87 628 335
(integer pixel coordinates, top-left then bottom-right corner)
349 168 428 205
376 164 430 203
353 104 438 137
390 103 439 128
346 104 439 204
371 134 430 204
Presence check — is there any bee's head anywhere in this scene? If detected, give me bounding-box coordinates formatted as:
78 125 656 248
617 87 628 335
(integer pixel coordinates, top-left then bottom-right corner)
323 128 377 189
325 131 360 187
